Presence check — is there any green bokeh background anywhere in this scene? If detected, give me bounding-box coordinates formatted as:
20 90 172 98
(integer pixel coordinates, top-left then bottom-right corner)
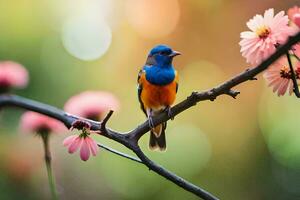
0 0 299 199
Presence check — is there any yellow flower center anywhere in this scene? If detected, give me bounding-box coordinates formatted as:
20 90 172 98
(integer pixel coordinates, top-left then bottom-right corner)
280 66 292 79
256 26 271 39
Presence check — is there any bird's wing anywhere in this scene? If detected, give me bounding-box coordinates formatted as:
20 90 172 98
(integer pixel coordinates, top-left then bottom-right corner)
175 70 179 93
137 68 147 116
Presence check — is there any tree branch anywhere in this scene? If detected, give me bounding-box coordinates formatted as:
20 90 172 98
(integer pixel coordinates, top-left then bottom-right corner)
0 31 299 200
0 94 219 199
133 146 218 200
286 53 300 97
130 32 300 141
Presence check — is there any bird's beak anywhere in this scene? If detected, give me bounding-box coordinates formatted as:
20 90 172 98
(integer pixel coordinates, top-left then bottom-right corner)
169 51 181 57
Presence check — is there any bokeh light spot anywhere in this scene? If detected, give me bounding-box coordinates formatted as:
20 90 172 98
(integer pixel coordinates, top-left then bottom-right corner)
62 15 112 61
126 0 180 38
259 90 300 169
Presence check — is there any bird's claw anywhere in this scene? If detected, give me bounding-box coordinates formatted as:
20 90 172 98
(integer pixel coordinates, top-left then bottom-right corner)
148 116 155 129
165 106 174 120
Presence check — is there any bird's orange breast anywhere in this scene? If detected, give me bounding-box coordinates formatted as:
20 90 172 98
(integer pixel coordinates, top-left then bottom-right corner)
139 73 177 110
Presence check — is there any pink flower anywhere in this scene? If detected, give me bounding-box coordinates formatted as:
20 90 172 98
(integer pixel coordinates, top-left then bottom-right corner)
63 134 98 161
295 14 300 28
64 91 119 120
240 9 294 65
263 57 299 96
288 6 300 28
20 111 66 133
0 61 28 90
293 43 300 58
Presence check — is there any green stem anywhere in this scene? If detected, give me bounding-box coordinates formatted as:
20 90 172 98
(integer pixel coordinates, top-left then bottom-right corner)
41 133 59 200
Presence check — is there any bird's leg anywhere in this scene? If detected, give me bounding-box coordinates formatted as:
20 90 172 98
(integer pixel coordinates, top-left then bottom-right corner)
147 109 155 129
164 106 174 120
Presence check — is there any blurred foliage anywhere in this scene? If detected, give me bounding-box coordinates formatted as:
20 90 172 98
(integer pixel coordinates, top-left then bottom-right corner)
0 0 300 199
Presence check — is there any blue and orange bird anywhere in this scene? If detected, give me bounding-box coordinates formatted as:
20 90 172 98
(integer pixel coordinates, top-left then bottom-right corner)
137 45 180 151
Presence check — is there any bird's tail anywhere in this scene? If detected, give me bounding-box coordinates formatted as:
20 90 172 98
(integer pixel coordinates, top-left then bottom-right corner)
149 122 167 151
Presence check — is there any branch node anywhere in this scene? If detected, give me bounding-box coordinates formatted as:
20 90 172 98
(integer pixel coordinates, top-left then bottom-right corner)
208 89 217 101
226 90 240 99
187 92 198 105
189 91 198 99
209 97 216 101
250 77 257 80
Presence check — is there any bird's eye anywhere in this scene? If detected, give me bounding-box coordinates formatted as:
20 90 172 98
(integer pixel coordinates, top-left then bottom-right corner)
160 51 169 56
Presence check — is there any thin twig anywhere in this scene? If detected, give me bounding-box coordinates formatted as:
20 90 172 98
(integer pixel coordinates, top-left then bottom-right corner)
225 89 240 99
97 143 142 164
100 110 114 133
286 53 300 97
292 49 300 61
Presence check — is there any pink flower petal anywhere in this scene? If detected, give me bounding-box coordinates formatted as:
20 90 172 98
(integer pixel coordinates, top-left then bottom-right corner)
288 81 294 95
86 137 98 156
68 137 82 154
288 6 300 29
277 79 289 96
294 44 300 58
63 135 77 147
240 9 294 65
273 78 283 92
64 91 120 120
0 61 28 89
80 138 90 161
288 6 300 21
294 14 300 28
263 57 296 96
267 76 281 86
20 111 66 134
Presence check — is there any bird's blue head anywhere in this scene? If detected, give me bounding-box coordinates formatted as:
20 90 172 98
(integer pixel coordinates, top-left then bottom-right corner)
145 45 181 67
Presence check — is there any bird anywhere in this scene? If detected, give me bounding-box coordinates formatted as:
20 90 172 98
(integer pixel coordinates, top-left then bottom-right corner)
137 45 180 151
